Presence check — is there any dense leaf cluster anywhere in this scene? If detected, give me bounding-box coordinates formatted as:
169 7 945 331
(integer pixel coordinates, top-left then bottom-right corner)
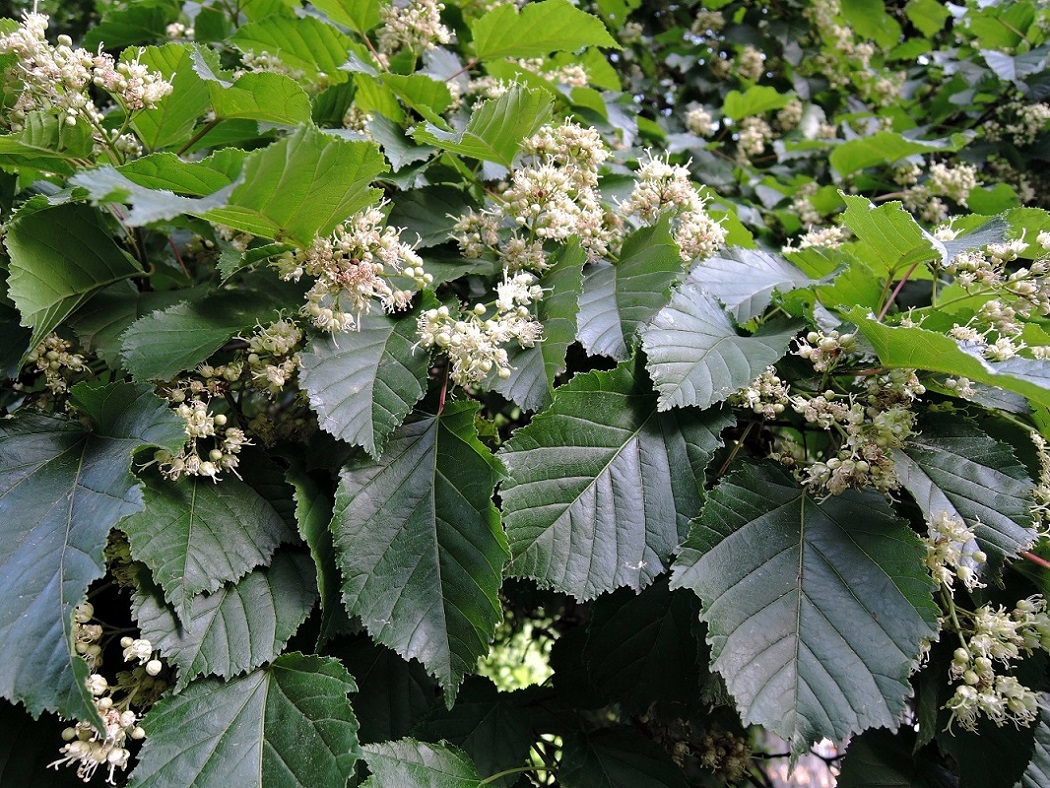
2 0 1050 786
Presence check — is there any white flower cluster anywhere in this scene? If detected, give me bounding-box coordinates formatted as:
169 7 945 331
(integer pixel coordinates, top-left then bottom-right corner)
728 366 790 419
684 106 714 136
237 50 307 83
791 182 822 226
276 207 429 332
51 606 159 784
986 101 1050 146
468 59 589 100
454 123 617 267
925 510 987 591
378 0 451 55
242 319 303 395
781 225 848 254
621 152 727 262
417 271 543 386
775 98 804 132
735 116 773 164
1032 433 1050 535
26 333 88 395
945 597 1050 732
793 328 856 373
697 727 751 782
927 162 980 207
735 45 765 82
155 381 250 482
0 13 171 135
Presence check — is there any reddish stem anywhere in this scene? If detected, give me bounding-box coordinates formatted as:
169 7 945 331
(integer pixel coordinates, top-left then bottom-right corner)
876 259 921 321
1022 550 1050 570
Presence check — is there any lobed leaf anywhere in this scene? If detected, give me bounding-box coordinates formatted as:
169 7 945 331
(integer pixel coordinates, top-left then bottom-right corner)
361 739 482 788
688 247 816 322
470 0 619 61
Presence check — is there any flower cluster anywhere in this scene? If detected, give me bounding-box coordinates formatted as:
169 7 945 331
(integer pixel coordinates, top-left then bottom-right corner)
468 58 589 99
924 511 987 591
927 162 980 207
945 597 1050 731
728 367 790 419
378 0 451 56
621 152 727 262
276 207 429 332
986 101 1050 146
52 607 162 784
26 333 89 395
793 329 857 373
241 319 303 395
685 106 714 137
417 271 543 386
0 13 171 141
698 728 752 783
155 380 250 481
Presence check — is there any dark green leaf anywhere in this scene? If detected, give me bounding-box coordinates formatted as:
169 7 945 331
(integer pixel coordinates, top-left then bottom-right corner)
499 360 732 601
412 678 532 788
386 186 475 247
577 219 685 361
640 284 800 411
722 85 792 120
1022 701 1050 788
5 202 142 350
0 382 183 721
332 401 508 700
329 636 438 744
470 0 619 61
120 471 296 620
361 739 482 788
82 2 179 50
413 86 552 167
300 303 431 459
119 285 295 381
582 578 701 711
894 414 1036 573
128 653 360 788
0 701 88 788
133 551 317 690
560 728 689 788
837 728 953 788
0 113 94 175
671 461 940 754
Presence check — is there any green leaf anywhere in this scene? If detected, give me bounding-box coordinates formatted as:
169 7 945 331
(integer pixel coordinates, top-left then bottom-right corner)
499 360 732 601
332 401 508 700
128 653 360 788
204 70 312 125
329 636 437 744
722 85 793 120
839 195 939 277
640 284 801 411
411 678 533 788
837 728 953 787
0 112 94 175
133 551 317 690
582 578 701 711
299 304 431 459
367 116 438 173
412 86 552 167
842 0 903 48
560 728 689 788
82 2 179 50
688 247 815 322
671 461 940 754
5 202 142 351
577 220 685 361
470 0 619 61
847 310 1050 410
381 74 454 124
361 739 482 788
906 0 950 37
128 44 210 150
0 701 89 788
231 15 353 83
119 471 296 620
830 131 972 176
893 414 1036 573
203 125 386 245
1022 702 1050 788
286 464 344 646
386 186 475 246
486 241 586 411
0 382 184 722
119 285 294 381
312 0 381 34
